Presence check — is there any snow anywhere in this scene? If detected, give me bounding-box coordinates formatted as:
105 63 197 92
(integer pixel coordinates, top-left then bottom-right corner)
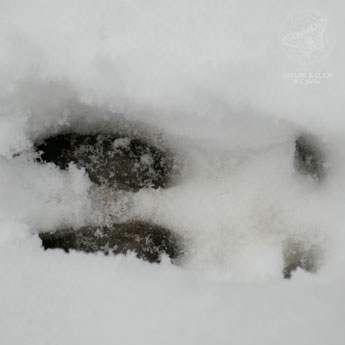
0 0 345 344
1 249 344 345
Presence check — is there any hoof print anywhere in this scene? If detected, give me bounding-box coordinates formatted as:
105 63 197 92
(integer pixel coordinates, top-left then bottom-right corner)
35 133 174 191
294 134 327 181
40 222 183 264
283 239 320 279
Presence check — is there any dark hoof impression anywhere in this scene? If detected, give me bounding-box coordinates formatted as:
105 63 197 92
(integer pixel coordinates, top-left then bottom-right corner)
282 240 320 279
35 132 181 264
294 134 327 181
35 133 174 191
40 222 183 264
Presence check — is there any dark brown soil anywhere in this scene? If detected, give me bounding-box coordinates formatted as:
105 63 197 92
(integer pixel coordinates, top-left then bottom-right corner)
40 221 184 263
36 133 174 191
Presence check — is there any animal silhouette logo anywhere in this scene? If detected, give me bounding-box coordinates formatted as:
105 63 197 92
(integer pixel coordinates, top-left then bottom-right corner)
281 10 335 64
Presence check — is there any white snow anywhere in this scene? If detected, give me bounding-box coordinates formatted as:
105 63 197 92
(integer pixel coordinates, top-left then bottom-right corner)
0 0 345 344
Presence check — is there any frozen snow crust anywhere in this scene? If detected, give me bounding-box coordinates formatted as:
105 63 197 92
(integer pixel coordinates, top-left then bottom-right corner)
1 1 345 344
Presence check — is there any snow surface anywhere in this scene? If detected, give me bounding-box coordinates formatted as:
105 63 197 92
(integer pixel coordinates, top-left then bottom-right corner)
0 0 345 344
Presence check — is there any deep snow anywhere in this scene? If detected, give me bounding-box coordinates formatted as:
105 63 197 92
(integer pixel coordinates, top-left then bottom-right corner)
0 1 345 344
